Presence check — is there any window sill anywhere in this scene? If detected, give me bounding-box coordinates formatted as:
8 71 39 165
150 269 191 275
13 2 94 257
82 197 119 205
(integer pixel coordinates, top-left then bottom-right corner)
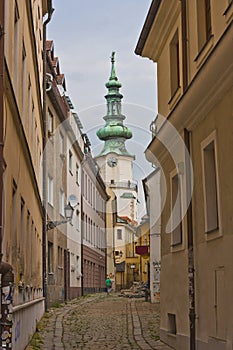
171 240 185 253
167 333 177 338
194 35 214 69
205 228 222 242
223 1 233 24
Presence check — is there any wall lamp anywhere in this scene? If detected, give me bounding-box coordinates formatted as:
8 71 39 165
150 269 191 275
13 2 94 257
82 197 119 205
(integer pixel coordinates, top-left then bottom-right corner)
47 195 79 231
47 203 74 230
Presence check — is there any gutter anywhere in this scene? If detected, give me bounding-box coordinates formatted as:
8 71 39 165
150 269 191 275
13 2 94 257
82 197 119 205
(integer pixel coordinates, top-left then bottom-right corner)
42 0 54 311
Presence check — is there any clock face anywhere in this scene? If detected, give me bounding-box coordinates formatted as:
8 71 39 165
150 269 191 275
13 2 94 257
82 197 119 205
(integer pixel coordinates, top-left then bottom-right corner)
107 157 118 167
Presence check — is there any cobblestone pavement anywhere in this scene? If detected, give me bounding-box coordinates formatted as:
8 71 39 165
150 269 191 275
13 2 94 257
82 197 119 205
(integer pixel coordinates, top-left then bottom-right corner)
27 293 173 350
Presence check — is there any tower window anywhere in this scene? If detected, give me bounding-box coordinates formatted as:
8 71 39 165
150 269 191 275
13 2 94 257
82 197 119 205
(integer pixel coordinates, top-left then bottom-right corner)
117 229 122 240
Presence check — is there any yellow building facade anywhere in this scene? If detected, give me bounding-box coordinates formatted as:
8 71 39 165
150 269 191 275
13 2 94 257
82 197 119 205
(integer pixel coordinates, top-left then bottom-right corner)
136 1 233 349
0 1 51 349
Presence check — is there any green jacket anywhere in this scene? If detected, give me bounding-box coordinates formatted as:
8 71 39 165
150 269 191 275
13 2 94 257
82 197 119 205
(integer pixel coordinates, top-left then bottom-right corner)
105 278 112 287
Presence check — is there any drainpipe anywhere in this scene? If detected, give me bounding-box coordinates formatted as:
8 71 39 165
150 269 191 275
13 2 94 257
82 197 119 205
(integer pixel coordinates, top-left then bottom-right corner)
0 0 5 266
184 129 196 350
42 0 54 311
0 2 14 349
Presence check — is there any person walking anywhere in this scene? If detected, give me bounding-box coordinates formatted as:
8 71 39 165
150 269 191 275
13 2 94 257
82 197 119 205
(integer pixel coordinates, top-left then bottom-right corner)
105 276 112 295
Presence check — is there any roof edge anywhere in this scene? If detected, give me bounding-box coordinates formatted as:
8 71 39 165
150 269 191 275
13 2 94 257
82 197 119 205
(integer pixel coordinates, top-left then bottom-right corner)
135 0 162 56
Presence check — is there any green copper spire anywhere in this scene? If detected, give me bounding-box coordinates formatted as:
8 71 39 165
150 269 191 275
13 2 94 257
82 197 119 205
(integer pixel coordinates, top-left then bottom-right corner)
96 52 133 156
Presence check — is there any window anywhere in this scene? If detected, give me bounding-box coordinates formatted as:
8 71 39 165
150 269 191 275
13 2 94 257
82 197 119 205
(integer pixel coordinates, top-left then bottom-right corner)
27 77 32 134
202 133 219 233
76 256 80 273
21 41 26 119
69 150 73 174
88 217 90 242
76 210 80 231
14 0 20 89
48 241 53 273
117 229 122 240
59 189 65 216
171 172 182 246
168 313 177 334
76 163 79 185
48 109 54 136
20 198 25 260
59 132 64 156
197 0 212 51
93 223 96 246
14 0 19 22
11 180 17 260
31 100 35 143
48 175 54 206
169 30 180 98
84 173 87 199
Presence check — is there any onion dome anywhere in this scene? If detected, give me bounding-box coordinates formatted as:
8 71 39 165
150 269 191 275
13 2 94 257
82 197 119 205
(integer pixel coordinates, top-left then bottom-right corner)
96 52 133 157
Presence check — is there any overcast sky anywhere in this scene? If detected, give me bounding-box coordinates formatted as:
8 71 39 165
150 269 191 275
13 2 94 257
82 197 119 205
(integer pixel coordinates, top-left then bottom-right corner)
47 0 158 219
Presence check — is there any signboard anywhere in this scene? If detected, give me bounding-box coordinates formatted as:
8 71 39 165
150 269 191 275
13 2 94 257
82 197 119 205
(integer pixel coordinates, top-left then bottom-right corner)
135 245 149 255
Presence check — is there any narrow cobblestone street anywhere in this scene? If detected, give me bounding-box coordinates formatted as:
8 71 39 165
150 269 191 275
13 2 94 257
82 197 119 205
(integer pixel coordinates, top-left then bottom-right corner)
27 294 173 350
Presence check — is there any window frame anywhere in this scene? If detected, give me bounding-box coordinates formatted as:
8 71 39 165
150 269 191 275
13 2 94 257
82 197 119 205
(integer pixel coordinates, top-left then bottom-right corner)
117 228 122 240
48 175 54 206
76 163 79 185
69 150 73 174
48 109 54 136
201 131 221 236
196 0 212 52
59 132 64 156
59 189 65 217
169 29 180 99
170 168 183 247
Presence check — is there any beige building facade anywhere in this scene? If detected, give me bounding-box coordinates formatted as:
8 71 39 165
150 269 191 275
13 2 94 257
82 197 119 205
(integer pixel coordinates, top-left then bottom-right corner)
45 39 71 306
0 1 51 349
143 168 161 303
66 111 84 299
136 1 233 349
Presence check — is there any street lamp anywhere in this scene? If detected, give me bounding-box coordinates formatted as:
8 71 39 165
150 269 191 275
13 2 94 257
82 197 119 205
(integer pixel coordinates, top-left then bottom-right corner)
47 202 74 230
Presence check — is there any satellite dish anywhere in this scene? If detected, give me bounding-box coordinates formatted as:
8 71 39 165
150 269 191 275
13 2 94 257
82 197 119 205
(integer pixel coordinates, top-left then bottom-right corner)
68 194 79 208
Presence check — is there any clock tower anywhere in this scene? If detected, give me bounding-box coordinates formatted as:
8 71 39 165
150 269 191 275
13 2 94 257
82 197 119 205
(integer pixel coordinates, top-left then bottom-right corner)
95 52 138 221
